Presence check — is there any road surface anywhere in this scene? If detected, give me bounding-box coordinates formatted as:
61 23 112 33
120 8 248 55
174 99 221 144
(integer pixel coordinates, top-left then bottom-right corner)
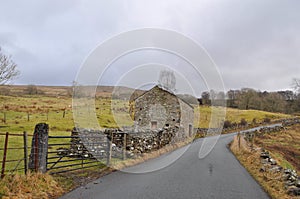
60 133 269 199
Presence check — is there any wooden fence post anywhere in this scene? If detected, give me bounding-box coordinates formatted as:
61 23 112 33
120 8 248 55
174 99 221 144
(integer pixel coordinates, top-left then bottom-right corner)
252 133 255 148
1 132 9 179
106 132 112 166
3 112 6 123
237 132 241 150
27 112 30 122
28 123 49 173
122 133 127 160
23 131 28 174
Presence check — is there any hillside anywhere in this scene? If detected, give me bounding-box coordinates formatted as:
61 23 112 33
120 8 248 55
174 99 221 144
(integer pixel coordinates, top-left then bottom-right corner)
0 90 292 133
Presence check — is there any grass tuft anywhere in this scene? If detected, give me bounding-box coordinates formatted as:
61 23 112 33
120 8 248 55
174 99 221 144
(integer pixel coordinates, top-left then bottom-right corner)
0 172 64 199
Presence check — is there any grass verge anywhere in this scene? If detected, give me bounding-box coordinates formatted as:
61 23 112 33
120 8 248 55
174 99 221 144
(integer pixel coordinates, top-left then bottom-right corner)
0 172 64 199
229 135 295 199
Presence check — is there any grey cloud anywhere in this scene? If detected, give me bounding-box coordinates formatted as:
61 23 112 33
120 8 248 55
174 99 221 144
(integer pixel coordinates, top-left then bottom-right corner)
0 0 299 93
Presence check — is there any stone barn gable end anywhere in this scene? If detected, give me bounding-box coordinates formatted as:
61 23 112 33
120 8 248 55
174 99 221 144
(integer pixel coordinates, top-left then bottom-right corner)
129 85 194 137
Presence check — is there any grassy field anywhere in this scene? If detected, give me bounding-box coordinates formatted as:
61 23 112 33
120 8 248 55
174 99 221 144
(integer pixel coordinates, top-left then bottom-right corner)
0 95 292 133
0 93 291 172
196 106 291 128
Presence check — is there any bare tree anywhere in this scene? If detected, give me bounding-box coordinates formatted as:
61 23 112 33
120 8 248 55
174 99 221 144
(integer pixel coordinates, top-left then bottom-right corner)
292 78 300 93
26 84 38 95
158 70 176 92
0 48 20 84
237 88 260 110
227 90 239 108
201 91 210 105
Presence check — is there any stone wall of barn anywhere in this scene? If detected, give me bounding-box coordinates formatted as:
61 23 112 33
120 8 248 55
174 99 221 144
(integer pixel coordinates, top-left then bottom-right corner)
133 86 181 130
178 99 194 137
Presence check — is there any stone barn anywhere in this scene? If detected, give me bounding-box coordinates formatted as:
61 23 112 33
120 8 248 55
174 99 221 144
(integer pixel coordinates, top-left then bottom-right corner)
129 85 194 137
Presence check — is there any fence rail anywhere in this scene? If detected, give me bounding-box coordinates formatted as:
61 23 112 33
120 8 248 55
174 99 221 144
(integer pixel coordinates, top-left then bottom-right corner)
0 132 126 178
46 132 127 174
0 132 32 178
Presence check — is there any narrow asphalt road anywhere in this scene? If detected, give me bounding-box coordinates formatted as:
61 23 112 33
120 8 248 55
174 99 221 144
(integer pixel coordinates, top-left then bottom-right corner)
60 133 269 199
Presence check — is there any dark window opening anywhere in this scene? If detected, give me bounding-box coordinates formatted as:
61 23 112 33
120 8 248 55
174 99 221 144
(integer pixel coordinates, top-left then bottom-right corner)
189 124 193 137
165 124 169 127
151 121 158 129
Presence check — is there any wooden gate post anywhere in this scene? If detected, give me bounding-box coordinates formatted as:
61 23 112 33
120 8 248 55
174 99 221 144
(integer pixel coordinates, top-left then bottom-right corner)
1 132 9 179
28 123 49 173
106 131 112 166
122 133 127 160
237 132 241 150
23 131 28 174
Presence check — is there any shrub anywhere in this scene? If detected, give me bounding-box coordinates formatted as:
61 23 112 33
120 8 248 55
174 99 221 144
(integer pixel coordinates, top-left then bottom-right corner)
0 87 10 95
231 122 238 128
263 117 271 123
223 120 232 129
240 118 248 126
26 84 38 95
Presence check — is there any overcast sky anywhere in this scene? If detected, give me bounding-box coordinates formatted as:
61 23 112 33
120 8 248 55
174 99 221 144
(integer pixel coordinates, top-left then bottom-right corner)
0 0 300 93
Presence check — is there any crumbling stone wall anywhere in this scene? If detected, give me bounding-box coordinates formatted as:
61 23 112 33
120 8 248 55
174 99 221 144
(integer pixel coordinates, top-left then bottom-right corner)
67 126 186 159
241 121 300 197
259 149 300 196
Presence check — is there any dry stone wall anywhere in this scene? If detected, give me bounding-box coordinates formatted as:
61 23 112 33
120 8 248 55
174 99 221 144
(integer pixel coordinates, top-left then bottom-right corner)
62 126 186 159
241 118 300 197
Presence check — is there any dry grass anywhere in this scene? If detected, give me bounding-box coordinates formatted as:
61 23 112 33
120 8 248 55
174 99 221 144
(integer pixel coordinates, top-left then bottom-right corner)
230 135 294 199
0 172 64 199
255 124 300 171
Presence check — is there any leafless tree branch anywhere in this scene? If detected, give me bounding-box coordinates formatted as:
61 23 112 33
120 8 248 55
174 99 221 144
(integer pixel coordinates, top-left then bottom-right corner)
292 78 300 93
0 47 20 85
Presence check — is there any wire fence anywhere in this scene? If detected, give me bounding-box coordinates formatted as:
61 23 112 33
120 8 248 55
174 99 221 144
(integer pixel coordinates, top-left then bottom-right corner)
0 109 71 124
0 132 32 178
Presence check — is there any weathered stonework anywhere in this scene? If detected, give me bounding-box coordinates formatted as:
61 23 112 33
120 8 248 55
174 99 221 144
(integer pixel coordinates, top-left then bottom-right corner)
130 85 194 137
29 123 49 173
65 126 185 160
